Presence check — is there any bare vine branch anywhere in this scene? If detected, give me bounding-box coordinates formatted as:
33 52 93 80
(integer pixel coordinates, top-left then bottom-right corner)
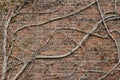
96 0 120 79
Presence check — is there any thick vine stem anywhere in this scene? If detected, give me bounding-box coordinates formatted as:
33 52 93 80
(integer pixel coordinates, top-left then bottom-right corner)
96 0 120 80
14 1 96 34
1 7 15 80
114 0 117 12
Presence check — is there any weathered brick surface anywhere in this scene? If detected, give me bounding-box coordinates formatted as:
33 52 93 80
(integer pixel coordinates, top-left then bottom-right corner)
0 0 120 80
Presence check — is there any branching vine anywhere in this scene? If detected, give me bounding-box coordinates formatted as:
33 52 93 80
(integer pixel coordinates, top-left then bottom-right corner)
0 0 120 80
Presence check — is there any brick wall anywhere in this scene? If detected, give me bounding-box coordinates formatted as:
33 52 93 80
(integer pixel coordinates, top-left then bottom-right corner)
0 0 120 80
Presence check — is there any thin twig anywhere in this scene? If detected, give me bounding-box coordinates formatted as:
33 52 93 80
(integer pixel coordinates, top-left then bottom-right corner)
82 70 107 74
16 4 62 15
56 27 108 38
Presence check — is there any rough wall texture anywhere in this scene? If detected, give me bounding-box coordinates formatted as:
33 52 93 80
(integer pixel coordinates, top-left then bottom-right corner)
0 0 120 80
